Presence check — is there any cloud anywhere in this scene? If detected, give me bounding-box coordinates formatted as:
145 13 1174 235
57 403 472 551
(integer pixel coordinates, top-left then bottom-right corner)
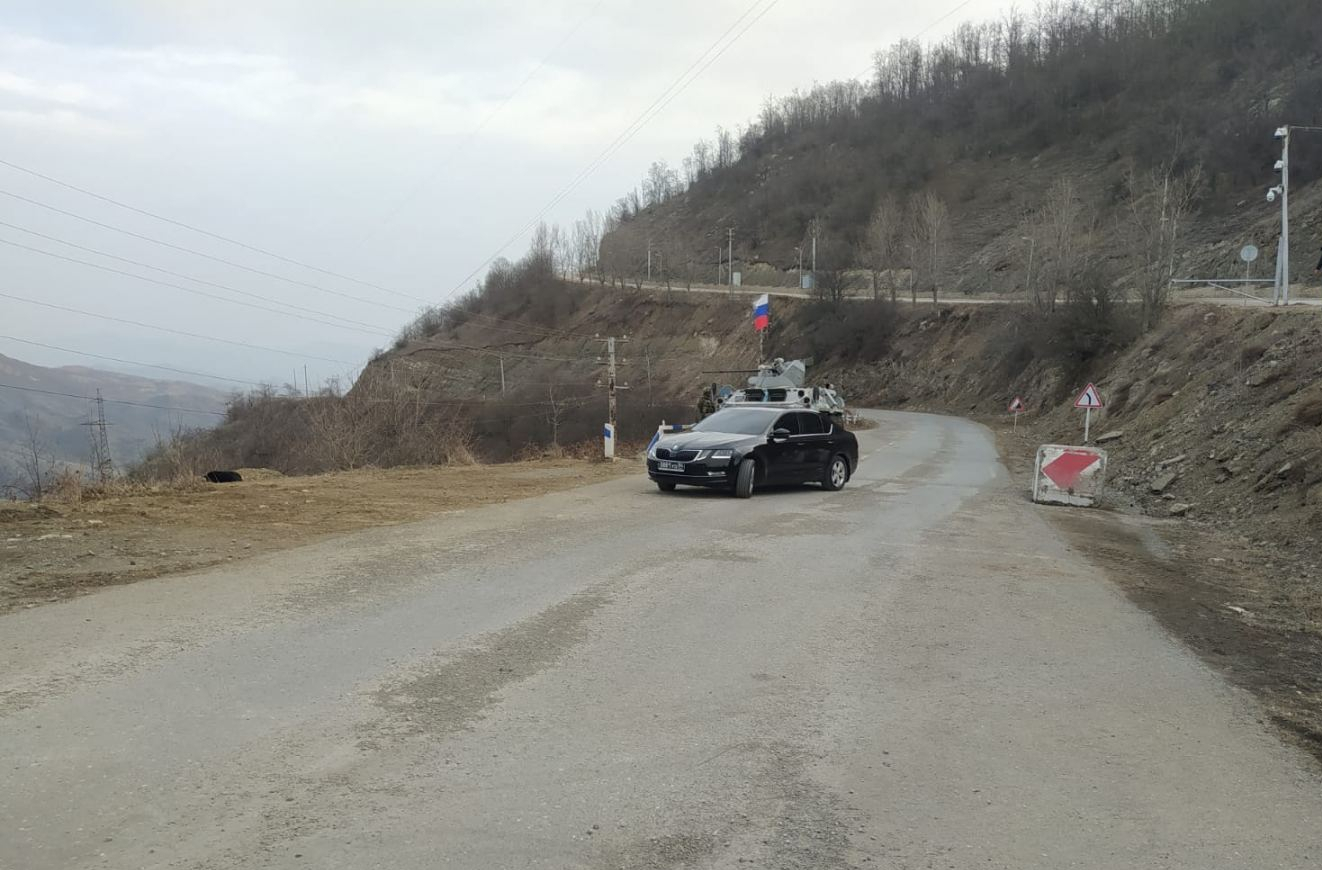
0 106 132 138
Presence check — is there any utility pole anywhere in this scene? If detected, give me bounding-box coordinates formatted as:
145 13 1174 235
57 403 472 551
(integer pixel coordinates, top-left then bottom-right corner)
647 240 652 282
716 246 722 285
304 364 310 398
1268 125 1322 305
796 245 803 290
727 227 735 289
1275 126 1291 305
499 354 506 395
81 389 113 483
595 336 629 460
645 351 653 407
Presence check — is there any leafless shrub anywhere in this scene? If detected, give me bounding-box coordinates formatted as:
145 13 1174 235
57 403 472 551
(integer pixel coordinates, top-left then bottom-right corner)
1122 160 1204 331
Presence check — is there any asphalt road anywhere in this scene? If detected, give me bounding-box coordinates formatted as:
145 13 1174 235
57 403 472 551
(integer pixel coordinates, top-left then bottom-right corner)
3 411 1321 869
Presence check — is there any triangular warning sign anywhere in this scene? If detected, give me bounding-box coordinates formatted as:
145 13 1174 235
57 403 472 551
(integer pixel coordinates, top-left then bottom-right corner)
1074 383 1103 409
1008 397 1026 413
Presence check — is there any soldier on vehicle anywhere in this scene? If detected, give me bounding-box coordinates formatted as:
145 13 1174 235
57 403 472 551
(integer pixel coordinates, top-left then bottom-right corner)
697 384 718 419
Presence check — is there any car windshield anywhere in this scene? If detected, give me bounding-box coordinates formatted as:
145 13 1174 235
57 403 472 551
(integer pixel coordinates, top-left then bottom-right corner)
691 409 775 436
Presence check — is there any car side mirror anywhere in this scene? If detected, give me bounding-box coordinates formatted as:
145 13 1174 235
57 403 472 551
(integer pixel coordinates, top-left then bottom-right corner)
769 428 791 442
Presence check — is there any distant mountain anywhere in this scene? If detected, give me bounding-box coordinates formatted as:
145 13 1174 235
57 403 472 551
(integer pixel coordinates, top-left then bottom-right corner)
0 353 232 484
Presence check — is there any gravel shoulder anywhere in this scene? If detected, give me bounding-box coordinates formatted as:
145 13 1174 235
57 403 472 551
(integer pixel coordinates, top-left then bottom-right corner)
994 421 1322 763
0 458 635 614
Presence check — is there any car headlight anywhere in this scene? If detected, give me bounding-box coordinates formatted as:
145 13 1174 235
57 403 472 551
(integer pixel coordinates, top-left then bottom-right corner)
708 449 734 461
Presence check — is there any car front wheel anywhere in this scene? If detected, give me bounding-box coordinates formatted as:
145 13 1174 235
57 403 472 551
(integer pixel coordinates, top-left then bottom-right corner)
822 455 849 491
656 481 677 492
733 458 756 498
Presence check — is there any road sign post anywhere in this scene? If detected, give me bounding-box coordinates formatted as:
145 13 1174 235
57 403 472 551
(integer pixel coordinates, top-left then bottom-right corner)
1008 396 1026 432
1073 383 1103 442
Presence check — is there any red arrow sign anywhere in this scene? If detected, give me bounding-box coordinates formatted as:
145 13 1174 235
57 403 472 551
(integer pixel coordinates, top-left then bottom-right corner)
1042 449 1101 490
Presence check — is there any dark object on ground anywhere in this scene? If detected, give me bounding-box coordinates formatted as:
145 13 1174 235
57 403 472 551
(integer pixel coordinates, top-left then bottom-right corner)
205 471 243 484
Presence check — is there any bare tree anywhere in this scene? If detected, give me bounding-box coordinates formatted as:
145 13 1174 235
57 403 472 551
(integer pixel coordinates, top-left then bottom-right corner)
642 161 678 208
1123 161 1203 331
864 195 904 302
715 126 736 169
18 413 55 499
813 235 855 305
908 192 951 304
691 139 712 180
545 385 566 450
1025 177 1087 312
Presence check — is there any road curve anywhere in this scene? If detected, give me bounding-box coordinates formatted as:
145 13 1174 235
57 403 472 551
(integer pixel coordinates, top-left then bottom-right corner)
2 411 1320 869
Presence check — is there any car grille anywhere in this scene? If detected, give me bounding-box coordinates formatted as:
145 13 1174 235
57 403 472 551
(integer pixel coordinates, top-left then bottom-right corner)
655 447 700 461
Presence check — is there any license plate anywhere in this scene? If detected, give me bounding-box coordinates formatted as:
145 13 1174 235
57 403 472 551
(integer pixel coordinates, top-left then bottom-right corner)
658 460 685 473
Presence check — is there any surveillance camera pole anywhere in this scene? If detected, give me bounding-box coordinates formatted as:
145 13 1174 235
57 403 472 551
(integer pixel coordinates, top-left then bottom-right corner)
1277 126 1291 305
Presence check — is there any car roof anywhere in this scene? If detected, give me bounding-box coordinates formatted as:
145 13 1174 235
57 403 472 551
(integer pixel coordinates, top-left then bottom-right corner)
716 406 815 413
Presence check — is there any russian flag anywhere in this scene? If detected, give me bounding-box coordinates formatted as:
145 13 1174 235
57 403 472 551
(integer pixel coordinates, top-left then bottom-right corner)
752 294 770 332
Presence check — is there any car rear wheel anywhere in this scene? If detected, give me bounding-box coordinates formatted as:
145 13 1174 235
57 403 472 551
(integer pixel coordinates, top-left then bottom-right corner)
822 455 849 491
733 458 756 498
656 481 677 492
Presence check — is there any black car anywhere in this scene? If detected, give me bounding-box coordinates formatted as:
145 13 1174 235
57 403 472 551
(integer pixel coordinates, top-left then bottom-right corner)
646 406 859 498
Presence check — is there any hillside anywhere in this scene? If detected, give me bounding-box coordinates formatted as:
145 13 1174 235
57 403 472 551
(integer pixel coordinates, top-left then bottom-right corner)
595 0 1322 298
0 353 230 492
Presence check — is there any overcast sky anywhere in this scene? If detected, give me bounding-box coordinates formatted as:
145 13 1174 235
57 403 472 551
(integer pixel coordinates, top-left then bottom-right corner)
0 0 1015 395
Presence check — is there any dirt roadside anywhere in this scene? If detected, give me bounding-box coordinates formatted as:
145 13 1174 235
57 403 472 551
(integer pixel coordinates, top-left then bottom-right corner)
993 422 1322 764
0 459 636 614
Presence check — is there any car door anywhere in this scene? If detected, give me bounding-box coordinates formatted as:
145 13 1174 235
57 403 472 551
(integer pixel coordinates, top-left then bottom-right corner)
793 411 831 481
761 412 801 484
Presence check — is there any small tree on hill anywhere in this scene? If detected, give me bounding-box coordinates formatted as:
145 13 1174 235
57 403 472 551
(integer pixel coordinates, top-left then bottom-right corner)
908 192 951 304
1123 161 1203 331
864 195 904 303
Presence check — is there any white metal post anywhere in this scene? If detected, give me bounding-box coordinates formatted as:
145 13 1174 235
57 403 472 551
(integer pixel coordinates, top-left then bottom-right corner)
1281 127 1291 305
1084 407 1091 443
727 227 734 287
811 230 817 285
597 336 628 461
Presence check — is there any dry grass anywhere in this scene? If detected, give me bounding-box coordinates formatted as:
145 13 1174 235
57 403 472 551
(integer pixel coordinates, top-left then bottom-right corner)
2 457 639 613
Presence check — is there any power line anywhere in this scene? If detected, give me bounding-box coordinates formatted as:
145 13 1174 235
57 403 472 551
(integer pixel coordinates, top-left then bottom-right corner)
2 215 604 350
360 392 597 410
400 340 586 363
0 236 398 339
445 307 603 341
0 290 359 366
0 171 616 342
0 188 421 315
0 335 262 387
0 333 594 398
0 157 429 305
0 380 227 417
0 220 398 334
439 0 783 302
